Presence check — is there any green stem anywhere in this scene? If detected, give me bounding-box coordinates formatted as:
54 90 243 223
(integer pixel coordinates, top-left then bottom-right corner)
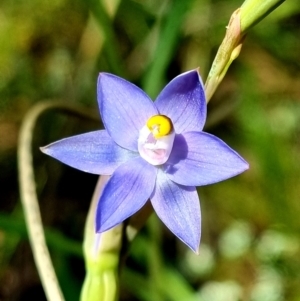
240 0 285 32
17 100 99 301
80 176 123 301
204 0 285 102
204 8 243 102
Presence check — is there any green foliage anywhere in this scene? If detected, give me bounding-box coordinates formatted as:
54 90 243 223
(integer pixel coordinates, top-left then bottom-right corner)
0 0 300 300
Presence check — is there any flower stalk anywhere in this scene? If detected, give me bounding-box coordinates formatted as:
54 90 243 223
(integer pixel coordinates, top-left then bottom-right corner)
205 8 244 102
240 0 285 32
205 0 285 102
81 176 123 301
18 101 99 301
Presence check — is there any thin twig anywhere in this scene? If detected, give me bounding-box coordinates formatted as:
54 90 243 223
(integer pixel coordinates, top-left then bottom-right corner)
17 100 99 301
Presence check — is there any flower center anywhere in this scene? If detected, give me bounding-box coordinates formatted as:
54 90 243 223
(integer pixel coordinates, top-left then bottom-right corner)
138 115 175 166
146 115 173 138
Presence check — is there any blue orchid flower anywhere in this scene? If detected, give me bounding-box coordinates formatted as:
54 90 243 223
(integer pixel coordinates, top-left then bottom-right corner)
41 70 248 252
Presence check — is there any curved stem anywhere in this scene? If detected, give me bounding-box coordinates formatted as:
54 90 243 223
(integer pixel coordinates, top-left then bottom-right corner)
17 100 99 301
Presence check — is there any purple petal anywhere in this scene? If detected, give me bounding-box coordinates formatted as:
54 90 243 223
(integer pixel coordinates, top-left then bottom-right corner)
96 157 157 232
40 130 137 175
154 70 206 133
165 132 249 186
150 170 201 253
97 73 158 151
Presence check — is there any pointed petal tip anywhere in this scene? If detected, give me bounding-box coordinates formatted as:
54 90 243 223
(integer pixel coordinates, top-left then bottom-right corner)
235 156 250 174
222 158 250 181
245 160 250 169
185 238 200 254
95 220 115 234
97 72 113 82
164 223 201 254
190 67 201 78
40 145 49 154
193 245 200 255
151 170 201 254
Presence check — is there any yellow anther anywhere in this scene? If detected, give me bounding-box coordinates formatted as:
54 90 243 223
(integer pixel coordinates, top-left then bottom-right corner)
146 115 173 138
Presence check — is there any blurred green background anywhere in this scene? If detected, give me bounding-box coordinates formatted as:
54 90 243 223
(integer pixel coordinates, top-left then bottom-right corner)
1 0 300 300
